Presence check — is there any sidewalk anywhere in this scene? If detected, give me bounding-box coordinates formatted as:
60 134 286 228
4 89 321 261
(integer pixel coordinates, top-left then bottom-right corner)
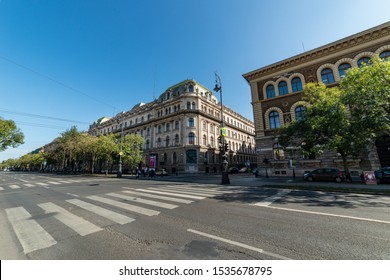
126 173 390 195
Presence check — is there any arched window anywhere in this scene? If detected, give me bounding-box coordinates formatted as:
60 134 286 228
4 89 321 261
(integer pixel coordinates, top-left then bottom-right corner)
191 102 196 109
210 136 214 148
166 123 170 132
269 111 280 129
278 81 288 96
187 102 191 109
175 121 179 130
145 139 150 150
174 134 179 145
147 127 150 136
157 137 161 147
163 153 168 163
188 132 195 145
358 57 371 68
188 85 194 92
158 125 162 133
173 152 177 164
338 63 351 79
295 105 307 122
291 77 302 92
266 85 275 98
380 51 390 61
165 136 170 147
188 118 194 127
203 135 207 145
321 68 335 84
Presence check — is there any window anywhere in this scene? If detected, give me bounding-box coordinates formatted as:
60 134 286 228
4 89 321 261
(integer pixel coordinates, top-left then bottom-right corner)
291 77 302 92
166 123 170 132
380 51 390 61
175 134 179 145
187 102 191 109
173 152 177 164
210 124 214 133
295 105 307 122
158 125 162 133
266 85 275 98
358 57 371 68
165 136 170 147
147 127 150 136
188 118 194 127
157 137 161 147
338 63 351 79
192 102 196 109
278 81 288 95
189 85 194 92
188 132 195 145
269 111 280 129
203 135 207 145
321 68 335 84
210 136 214 148
203 121 207 130
175 121 180 130
145 139 150 150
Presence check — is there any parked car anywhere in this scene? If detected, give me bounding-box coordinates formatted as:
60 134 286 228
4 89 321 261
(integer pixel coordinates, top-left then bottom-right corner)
228 167 239 174
238 167 248 173
303 168 344 182
155 169 168 176
374 167 390 184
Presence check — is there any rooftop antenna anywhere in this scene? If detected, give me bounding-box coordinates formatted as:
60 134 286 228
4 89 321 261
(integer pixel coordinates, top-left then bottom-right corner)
153 64 156 100
302 42 306 52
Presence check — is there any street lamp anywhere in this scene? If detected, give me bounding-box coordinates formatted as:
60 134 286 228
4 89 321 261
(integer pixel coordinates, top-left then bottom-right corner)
214 72 230 185
117 118 124 178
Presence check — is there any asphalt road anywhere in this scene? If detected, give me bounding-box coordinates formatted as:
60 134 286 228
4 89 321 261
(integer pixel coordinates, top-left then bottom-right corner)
1 171 389 260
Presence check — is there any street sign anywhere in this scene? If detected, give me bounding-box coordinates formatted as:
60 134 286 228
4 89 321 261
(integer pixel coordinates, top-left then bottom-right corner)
221 127 226 136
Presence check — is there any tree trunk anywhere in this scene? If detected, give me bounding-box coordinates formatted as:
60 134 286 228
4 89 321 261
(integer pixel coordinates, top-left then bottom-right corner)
342 155 352 183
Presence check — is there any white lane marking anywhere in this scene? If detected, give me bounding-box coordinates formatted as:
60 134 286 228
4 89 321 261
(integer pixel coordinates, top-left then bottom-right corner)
57 180 73 184
187 229 290 260
38 202 102 236
66 199 135 225
137 189 206 200
36 182 49 186
264 205 390 224
149 187 215 197
9 185 21 189
5 207 57 254
122 189 193 204
107 193 178 209
23 184 35 187
253 190 291 207
48 181 61 185
17 178 29 183
0 187 4 191
87 195 160 216
67 193 79 197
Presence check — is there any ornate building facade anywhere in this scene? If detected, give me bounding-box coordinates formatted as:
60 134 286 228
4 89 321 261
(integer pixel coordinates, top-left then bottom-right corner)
243 22 390 176
89 80 256 174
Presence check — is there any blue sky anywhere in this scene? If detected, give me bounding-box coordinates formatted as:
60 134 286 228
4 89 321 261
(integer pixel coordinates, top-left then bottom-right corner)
1 0 389 161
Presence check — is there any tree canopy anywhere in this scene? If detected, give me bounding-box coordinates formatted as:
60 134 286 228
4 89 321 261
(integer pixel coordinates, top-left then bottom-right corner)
0 117 24 151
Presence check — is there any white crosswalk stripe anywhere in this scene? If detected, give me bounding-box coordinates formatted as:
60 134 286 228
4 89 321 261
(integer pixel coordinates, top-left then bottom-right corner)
48 181 61 185
107 192 178 209
149 187 216 197
5 206 57 254
87 195 160 216
38 202 102 236
0 187 4 191
122 189 193 204
136 188 206 200
36 182 49 186
9 185 21 189
165 185 227 195
66 199 135 225
252 190 291 207
23 183 35 187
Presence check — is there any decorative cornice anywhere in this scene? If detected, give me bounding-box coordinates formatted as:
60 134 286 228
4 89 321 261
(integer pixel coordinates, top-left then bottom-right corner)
243 21 390 82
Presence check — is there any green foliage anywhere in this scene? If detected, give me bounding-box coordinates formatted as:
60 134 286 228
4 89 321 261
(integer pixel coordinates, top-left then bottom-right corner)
121 133 144 168
0 117 24 151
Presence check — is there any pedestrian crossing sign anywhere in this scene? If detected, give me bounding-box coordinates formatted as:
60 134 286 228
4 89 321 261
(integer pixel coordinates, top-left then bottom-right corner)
221 127 226 136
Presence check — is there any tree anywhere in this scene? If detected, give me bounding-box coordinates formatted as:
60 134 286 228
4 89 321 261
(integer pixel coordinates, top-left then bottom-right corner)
121 133 144 170
0 117 24 151
96 134 118 176
279 83 369 181
340 56 390 136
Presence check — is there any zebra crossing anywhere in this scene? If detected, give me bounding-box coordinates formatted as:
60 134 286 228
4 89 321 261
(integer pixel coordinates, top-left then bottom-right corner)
3 184 234 254
0 178 113 192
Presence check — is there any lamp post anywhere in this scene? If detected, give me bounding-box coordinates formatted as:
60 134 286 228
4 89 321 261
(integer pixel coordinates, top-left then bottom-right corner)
214 72 230 185
117 119 124 178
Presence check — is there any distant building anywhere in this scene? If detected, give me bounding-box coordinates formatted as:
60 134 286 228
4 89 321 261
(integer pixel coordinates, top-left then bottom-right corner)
243 22 390 176
89 80 256 174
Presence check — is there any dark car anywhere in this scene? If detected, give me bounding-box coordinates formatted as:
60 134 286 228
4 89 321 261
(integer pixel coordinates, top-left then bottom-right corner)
228 167 239 174
374 167 390 184
303 168 344 182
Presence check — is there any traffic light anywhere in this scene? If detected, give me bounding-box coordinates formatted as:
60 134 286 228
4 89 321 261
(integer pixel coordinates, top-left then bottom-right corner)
217 136 222 144
224 142 229 151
